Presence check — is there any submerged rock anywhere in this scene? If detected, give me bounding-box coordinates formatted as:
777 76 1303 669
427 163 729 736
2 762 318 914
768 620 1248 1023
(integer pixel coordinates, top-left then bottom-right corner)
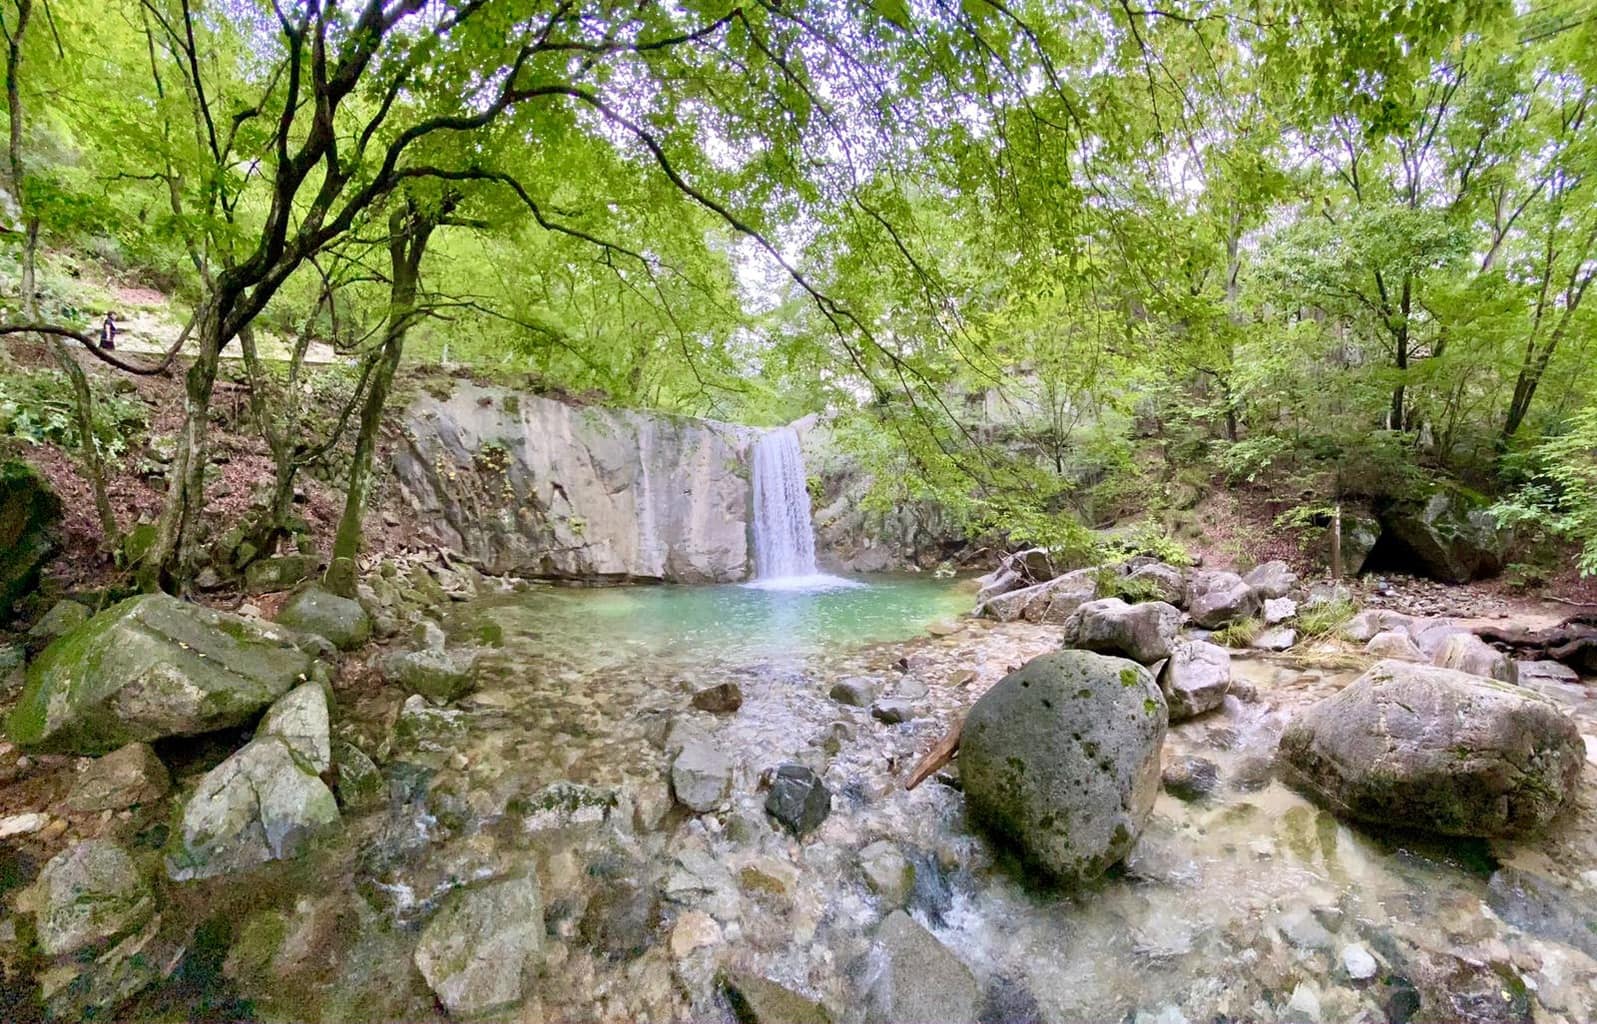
275 584 371 650
1485 866 1597 961
414 873 544 1019
723 971 832 1024
959 650 1166 883
166 735 340 880
65 741 171 813
865 909 980 1024
1161 755 1219 802
1061 597 1182 664
382 646 480 704
691 681 743 713
859 840 915 907
1158 641 1231 721
765 763 831 835
1278 660 1583 837
1431 632 1513 683
7 593 312 753
1187 571 1261 628
671 737 733 812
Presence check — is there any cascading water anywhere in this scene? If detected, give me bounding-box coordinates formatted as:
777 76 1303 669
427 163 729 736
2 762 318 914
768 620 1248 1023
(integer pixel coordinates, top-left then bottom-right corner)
747 427 859 590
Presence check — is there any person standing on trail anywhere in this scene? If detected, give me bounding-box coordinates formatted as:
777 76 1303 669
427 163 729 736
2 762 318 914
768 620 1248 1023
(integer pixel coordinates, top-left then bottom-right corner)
98 312 117 350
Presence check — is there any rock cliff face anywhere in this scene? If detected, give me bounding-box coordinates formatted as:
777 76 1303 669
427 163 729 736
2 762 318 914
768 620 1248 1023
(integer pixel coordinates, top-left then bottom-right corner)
391 383 756 583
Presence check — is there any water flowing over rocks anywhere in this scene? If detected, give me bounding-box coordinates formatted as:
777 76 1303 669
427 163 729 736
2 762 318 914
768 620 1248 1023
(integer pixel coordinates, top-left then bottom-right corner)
414 872 545 1019
1278 659 1584 836
7 593 313 753
1061 597 1182 664
864 909 981 1024
671 737 734 813
960 650 1166 883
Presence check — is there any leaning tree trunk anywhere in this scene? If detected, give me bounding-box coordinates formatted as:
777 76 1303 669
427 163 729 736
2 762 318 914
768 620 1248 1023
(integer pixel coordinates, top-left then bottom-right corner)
329 203 434 591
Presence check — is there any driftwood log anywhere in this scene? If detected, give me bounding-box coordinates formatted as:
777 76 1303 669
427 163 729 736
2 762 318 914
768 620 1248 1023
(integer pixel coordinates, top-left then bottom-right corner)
1473 613 1597 674
904 718 962 791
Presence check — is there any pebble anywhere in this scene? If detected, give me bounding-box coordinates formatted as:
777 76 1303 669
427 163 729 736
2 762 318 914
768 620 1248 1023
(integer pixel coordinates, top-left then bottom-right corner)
0 812 50 838
668 910 722 959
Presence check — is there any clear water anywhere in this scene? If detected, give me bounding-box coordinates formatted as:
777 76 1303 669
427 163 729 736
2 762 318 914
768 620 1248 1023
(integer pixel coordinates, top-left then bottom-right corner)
457 575 973 668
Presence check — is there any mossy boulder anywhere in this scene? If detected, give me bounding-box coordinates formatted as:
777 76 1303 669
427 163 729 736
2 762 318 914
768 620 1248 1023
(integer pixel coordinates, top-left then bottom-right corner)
959 650 1166 884
275 584 371 650
0 459 62 623
7 593 313 754
1381 491 1508 583
1278 660 1583 837
413 873 544 1019
244 555 319 594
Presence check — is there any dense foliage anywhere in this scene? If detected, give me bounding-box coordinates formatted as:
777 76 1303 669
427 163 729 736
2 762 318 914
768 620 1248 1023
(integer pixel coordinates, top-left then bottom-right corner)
1 0 1595 579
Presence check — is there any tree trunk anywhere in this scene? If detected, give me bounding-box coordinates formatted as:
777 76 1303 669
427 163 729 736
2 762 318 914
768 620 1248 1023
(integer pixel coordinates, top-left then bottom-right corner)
330 203 434 583
238 324 298 559
141 303 225 590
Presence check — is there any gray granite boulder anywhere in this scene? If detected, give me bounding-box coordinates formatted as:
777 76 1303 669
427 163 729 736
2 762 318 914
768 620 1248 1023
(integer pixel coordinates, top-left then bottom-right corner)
1061 597 1182 664
1278 660 1583 837
414 873 544 1019
1158 641 1231 721
864 910 979 1024
1187 571 1262 628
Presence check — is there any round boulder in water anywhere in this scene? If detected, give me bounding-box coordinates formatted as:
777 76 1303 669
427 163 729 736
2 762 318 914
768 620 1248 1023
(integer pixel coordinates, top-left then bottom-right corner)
959 650 1166 884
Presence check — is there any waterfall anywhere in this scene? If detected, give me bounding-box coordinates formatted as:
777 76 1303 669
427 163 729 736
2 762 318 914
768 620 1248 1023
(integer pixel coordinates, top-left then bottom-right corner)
748 427 858 590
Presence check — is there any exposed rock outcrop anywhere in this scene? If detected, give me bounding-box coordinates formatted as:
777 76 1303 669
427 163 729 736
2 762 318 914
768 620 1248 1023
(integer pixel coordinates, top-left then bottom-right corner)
8 594 313 753
1381 491 1509 583
0 459 62 624
393 382 754 582
959 651 1166 883
1278 660 1583 837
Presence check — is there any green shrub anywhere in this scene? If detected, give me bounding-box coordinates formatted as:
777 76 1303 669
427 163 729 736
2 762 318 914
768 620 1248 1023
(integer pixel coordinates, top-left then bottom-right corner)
1213 617 1263 648
1300 598 1358 640
0 369 146 461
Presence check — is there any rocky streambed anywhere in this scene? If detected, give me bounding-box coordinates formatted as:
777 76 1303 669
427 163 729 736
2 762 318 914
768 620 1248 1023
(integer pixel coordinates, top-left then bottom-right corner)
0 561 1594 1024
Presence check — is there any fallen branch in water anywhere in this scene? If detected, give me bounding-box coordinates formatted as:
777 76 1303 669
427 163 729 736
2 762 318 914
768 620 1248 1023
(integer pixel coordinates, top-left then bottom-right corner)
904 717 962 791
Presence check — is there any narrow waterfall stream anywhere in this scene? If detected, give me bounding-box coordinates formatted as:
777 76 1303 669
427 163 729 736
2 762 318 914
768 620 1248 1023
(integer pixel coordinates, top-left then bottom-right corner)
748 427 858 589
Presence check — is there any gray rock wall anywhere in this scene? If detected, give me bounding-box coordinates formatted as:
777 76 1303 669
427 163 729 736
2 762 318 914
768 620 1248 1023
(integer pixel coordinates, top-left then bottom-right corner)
391 383 755 582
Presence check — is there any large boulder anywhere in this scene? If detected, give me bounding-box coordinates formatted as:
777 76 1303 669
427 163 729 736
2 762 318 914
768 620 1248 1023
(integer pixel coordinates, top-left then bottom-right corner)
7 594 313 754
166 735 340 880
0 459 62 623
258 682 332 773
1187 571 1262 628
976 569 1097 623
1118 562 1187 606
1278 660 1584 837
1158 641 1232 721
275 584 371 650
1243 560 1298 599
864 910 980 1024
414 873 544 1019
1382 492 1509 583
1432 632 1514 683
1060 598 1181 664
959 651 1166 883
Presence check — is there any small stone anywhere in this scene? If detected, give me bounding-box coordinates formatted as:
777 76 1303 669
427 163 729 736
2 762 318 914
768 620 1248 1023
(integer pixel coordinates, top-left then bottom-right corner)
865 910 979 1024
671 738 733 813
1161 756 1219 802
668 910 721 959
1276 905 1334 950
275 585 371 651
1250 627 1297 651
31 839 154 957
948 670 977 688
1285 981 1322 1022
0 812 50 838
28 599 90 641
691 682 743 713
926 620 960 637
764 764 830 836
331 739 383 810
1341 943 1377 981
739 857 799 897
829 677 879 707
1263 597 1297 625
870 699 913 724
859 841 914 907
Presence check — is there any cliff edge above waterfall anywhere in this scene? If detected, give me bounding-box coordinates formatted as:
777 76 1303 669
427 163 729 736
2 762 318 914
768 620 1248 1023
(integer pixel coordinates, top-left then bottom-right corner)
391 382 756 583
